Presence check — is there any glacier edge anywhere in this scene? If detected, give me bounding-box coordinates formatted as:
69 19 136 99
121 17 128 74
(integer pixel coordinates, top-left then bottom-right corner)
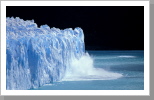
6 17 85 90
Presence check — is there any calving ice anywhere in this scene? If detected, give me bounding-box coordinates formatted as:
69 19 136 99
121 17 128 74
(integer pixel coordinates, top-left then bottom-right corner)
6 17 122 90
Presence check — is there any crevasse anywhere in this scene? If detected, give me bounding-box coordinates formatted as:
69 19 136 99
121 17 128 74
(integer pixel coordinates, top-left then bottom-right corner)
6 17 85 90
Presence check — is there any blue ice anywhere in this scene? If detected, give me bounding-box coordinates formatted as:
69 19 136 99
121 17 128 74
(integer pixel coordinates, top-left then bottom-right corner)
6 17 122 90
6 17 85 90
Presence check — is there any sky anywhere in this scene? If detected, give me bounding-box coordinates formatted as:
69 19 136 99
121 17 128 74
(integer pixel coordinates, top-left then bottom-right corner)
6 6 144 50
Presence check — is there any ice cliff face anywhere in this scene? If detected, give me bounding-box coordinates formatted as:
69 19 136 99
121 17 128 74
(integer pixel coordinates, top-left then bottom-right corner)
6 17 85 90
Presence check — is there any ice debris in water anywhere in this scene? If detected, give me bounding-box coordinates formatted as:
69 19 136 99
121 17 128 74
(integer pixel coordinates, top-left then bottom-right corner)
6 17 85 90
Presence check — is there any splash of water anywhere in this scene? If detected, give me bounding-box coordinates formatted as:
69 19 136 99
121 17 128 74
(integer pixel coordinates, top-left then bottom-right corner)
62 52 123 81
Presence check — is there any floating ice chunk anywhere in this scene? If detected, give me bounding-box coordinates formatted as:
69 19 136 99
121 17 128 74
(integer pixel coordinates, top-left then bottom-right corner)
118 55 136 58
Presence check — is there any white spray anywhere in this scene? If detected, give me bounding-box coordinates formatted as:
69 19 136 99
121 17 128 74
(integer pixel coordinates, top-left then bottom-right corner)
63 52 123 81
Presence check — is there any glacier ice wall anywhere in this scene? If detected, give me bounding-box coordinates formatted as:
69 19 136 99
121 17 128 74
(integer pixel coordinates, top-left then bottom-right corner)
6 17 85 90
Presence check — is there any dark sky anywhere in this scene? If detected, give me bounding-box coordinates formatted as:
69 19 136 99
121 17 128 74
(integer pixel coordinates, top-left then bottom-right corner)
6 6 144 50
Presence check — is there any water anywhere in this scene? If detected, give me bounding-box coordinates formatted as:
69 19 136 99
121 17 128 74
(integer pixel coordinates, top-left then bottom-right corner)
31 50 144 90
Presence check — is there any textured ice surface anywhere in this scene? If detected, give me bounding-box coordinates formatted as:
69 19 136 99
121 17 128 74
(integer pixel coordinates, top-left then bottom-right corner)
6 17 85 90
6 17 123 90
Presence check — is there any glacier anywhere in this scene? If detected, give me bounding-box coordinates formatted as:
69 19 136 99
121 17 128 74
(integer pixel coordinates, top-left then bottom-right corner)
6 17 122 90
6 17 85 90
